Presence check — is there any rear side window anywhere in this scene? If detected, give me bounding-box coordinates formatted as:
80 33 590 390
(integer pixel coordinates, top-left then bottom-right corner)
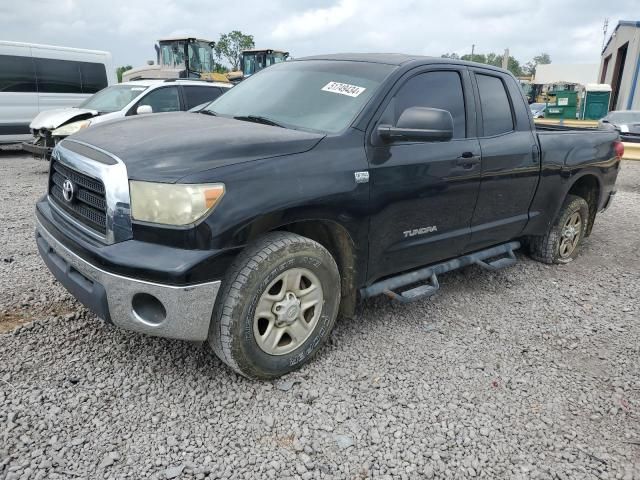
35 58 82 93
0 54 36 92
80 63 108 93
476 74 514 136
33 58 106 94
137 86 181 113
394 71 467 138
183 86 224 109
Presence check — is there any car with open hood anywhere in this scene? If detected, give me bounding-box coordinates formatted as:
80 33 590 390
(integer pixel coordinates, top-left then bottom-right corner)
22 79 231 159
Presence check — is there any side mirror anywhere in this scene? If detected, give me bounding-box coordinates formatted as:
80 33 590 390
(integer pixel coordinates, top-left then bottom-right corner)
378 107 453 142
136 105 153 115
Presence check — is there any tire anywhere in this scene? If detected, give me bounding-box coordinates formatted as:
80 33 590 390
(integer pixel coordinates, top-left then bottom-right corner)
528 194 590 264
208 232 341 379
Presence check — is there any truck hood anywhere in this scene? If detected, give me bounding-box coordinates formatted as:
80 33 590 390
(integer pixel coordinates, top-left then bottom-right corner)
30 108 99 130
64 112 325 182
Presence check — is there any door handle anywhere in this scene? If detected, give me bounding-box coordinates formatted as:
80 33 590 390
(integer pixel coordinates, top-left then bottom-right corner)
456 153 481 168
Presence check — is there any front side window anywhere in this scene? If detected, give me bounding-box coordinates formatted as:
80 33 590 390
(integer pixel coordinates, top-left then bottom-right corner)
137 86 180 113
79 85 148 113
476 74 514 136
0 54 36 92
393 71 467 138
206 60 394 134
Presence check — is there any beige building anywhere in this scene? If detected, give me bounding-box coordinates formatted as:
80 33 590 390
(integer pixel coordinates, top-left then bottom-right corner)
599 20 640 110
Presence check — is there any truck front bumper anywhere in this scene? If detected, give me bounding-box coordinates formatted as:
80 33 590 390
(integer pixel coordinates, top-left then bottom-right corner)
35 218 221 341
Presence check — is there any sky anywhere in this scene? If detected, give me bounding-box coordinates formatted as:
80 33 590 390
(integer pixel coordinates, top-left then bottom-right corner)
1 0 638 69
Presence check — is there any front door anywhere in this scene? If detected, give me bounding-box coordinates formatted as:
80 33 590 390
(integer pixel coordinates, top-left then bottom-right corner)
366 68 482 282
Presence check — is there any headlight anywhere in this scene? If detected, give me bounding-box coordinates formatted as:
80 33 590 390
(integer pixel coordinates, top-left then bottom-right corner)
129 181 225 226
51 119 91 137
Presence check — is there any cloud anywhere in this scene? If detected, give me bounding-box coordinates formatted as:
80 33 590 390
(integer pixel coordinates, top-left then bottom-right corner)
1 0 638 68
271 0 359 40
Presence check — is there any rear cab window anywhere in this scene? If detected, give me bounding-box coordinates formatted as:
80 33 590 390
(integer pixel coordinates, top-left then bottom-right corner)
475 73 514 136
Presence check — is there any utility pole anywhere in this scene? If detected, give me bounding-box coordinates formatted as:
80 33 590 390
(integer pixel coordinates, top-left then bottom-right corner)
502 48 509 70
602 18 609 51
471 44 475 62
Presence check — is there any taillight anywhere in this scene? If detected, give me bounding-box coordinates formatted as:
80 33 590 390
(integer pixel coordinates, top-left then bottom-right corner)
614 140 624 159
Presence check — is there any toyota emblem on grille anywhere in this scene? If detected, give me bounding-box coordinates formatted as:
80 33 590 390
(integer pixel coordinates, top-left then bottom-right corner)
62 179 75 203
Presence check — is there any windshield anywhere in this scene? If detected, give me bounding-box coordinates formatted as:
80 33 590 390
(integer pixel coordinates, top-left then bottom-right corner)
78 85 148 112
159 40 213 74
187 41 213 73
242 52 288 76
607 111 640 124
206 60 394 133
160 41 186 68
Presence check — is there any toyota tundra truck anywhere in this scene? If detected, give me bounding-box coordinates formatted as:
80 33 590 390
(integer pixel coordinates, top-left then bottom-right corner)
35 54 622 379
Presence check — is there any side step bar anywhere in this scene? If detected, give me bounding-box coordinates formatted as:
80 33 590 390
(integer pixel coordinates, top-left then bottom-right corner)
360 241 520 304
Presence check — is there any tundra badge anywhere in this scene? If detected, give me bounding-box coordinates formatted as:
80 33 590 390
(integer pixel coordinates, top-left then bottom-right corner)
403 226 438 238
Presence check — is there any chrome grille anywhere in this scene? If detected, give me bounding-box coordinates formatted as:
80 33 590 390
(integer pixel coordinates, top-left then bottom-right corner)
49 159 107 235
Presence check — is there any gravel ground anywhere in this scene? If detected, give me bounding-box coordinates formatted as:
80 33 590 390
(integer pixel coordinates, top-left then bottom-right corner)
1 150 639 480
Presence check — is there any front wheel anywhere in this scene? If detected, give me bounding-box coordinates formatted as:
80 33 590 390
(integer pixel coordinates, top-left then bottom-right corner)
528 194 590 264
208 232 341 379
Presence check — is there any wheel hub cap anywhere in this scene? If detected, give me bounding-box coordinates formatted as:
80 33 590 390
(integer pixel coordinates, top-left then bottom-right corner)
253 267 324 356
562 225 577 239
559 211 582 258
273 292 301 327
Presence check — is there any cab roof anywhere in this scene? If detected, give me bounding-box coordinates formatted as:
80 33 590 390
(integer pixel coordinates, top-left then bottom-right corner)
122 79 231 88
295 52 511 74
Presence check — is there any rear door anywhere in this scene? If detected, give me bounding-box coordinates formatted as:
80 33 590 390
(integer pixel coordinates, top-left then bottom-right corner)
181 85 225 110
366 66 482 281
465 69 539 252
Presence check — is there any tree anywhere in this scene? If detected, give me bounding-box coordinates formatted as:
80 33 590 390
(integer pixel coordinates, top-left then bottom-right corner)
523 53 551 76
459 52 523 76
214 31 255 71
213 63 229 74
461 53 487 64
116 65 132 83
441 53 460 59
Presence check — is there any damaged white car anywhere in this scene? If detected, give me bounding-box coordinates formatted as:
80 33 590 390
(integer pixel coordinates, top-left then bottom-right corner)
22 79 231 159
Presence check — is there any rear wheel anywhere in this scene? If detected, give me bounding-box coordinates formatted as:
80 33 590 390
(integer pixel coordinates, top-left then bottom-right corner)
529 194 590 264
208 232 340 379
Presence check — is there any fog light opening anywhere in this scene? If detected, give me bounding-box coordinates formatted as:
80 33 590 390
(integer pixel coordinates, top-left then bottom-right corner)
131 293 166 326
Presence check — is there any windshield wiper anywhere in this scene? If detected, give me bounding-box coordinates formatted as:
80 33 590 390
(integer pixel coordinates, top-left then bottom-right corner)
198 110 217 116
233 115 284 128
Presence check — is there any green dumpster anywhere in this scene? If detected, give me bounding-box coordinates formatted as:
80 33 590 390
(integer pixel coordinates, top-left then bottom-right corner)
545 90 578 120
580 84 612 120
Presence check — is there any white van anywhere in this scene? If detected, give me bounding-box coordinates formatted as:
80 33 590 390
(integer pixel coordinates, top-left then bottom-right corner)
0 41 114 144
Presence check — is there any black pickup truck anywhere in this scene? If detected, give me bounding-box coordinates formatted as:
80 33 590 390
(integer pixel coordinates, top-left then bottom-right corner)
35 54 622 379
